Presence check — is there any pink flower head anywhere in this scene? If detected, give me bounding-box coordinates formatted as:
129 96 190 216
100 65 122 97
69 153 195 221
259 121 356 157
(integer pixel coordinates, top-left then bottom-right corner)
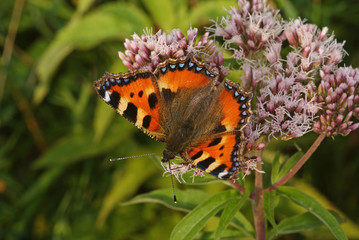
118 28 228 80
314 67 359 136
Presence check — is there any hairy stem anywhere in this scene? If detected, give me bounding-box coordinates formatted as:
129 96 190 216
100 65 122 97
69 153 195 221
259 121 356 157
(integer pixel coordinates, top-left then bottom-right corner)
253 162 265 240
267 133 326 191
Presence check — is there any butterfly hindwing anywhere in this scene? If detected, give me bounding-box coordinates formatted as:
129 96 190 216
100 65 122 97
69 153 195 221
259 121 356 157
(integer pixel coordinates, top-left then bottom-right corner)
182 132 245 180
94 70 166 141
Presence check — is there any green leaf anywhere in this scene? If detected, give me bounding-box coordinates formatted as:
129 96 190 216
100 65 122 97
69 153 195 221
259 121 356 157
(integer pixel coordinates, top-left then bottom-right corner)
277 186 347 240
170 190 238 240
197 229 247 239
32 123 132 169
188 1 235 27
97 156 158 227
35 2 151 104
270 152 281 184
276 0 299 19
263 190 277 227
93 99 115 143
122 188 211 212
76 0 95 15
268 211 344 240
214 190 249 240
18 167 65 206
232 211 255 238
142 0 175 29
276 152 303 183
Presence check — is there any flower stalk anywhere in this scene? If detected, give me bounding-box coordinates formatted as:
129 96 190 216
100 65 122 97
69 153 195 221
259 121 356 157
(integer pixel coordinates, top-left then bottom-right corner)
267 132 327 191
252 161 265 240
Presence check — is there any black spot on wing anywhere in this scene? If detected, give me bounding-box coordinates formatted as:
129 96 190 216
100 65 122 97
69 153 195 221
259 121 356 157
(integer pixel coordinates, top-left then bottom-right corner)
123 102 137 123
210 164 227 178
196 157 215 171
208 137 222 147
142 115 151 129
191 150 203 160
162 88 175 103
108 91 121 109
213 124 227 134
148 93 158 109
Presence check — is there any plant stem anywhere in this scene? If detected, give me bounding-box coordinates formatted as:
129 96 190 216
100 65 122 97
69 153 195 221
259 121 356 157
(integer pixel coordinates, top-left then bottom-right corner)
253 162 265 240
229 180 245 194
267 133 326 191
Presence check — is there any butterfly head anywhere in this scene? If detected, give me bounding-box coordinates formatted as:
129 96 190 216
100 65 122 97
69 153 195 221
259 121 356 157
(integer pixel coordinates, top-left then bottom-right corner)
161 148 177 163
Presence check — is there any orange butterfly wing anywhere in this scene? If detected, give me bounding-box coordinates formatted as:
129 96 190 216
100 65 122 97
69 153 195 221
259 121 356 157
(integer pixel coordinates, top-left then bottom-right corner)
183 80 251 179
93 70 166 141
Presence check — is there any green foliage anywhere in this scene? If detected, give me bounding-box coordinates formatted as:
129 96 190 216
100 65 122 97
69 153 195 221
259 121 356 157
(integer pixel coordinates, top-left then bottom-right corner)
1 0 359 239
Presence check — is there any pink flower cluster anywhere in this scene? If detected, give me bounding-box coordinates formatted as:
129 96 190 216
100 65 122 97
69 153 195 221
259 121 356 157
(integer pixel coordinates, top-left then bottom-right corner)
117 0 359 180
314 67 359 136
118 28 228 80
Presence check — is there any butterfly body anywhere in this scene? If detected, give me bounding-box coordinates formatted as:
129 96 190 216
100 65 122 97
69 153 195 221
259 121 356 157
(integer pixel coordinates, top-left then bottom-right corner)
94 55 251 180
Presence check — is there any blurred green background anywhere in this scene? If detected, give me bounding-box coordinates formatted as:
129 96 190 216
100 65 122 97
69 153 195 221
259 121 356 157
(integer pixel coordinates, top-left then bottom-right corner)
1 0 359 239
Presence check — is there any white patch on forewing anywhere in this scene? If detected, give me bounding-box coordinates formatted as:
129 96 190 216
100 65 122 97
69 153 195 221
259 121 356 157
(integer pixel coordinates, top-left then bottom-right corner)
104 91 111 102
218 170 229 179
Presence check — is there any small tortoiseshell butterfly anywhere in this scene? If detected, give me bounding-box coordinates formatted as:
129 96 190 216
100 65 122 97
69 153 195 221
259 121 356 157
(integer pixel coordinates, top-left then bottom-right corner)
94 55 251 180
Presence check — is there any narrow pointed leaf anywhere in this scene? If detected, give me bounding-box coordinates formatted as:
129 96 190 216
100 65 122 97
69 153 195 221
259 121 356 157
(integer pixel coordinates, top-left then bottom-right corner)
214 190 249 240
122 188 211 212
263 190 277 227
271 152 281 184
170 190 238 240
35 2 151 104
232 211 255 238
276 152 302 182
277 186 347 240
268 211 343 240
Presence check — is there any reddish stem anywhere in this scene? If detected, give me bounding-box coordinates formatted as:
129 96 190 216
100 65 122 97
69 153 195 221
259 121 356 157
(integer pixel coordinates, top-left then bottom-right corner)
267 133 326 191
229 180 245 194
253 162 265 240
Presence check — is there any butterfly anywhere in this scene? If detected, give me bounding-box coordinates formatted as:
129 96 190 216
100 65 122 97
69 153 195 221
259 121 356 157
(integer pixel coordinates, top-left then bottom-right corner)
93 55 251 180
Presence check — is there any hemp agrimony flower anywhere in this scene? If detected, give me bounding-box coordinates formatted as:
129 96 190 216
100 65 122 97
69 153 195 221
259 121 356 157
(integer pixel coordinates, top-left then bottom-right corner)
118 0 359 179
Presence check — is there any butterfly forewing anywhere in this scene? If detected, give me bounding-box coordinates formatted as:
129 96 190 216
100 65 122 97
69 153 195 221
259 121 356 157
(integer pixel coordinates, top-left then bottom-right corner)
154 56 218 105
94 70 166 142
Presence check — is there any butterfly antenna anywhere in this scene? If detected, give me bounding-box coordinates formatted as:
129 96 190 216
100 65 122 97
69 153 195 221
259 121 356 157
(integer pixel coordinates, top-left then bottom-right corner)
168 161 177 204
110 153 161 161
